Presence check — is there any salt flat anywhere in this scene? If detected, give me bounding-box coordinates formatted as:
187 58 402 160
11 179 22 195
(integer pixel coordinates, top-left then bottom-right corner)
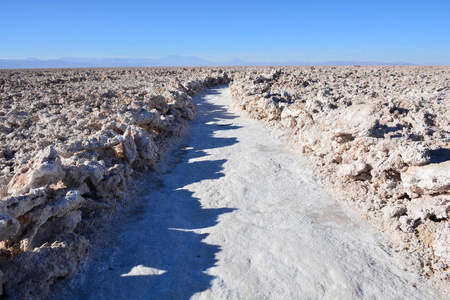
54 87 439 299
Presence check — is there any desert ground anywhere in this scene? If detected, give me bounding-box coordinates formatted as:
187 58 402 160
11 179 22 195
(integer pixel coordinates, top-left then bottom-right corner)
0 66 448 299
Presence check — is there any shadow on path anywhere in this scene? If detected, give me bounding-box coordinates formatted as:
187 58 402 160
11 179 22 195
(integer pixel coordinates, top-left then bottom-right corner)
76 87 238 299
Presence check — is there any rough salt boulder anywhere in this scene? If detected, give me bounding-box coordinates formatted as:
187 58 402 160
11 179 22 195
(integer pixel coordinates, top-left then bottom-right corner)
406 195 450 221
0 188 49 218
62 159 108 188
27 210 83 252
55 131 123 158
330 103 378 138
280 103 305 120
434 223 450 258
3 233 88 300
337 162 371 180
129 126 158 166
8 147 65 196
398 143 430 166
117 108 157 127
114 128 137 164
147 94 169 114
0 213 20 241
401 161 450 197
20 189 85 251
257 98 281 121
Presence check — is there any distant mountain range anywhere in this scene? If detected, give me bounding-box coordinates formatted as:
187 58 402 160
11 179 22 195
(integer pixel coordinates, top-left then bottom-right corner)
0 55 414 69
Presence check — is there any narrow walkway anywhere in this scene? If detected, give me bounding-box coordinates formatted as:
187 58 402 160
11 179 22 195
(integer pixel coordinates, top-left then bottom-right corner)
56 87 438 299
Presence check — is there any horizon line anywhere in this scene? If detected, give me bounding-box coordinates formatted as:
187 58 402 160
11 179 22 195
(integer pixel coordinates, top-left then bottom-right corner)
1 56 449 68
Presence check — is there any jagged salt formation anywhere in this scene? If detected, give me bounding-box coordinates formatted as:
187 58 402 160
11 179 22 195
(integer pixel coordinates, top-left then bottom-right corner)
0 67 229 299
229 66 450 293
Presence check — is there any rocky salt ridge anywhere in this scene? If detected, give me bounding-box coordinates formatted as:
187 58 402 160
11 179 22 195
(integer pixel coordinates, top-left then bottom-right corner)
0 67 229 299
229 66 450 294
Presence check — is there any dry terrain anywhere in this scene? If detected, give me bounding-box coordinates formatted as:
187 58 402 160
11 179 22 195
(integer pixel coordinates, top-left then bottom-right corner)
0 67 229 298
0 66 448 298
229 66 450 295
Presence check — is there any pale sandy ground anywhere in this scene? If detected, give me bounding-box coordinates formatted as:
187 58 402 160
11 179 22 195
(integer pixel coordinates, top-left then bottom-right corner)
51 87 440 299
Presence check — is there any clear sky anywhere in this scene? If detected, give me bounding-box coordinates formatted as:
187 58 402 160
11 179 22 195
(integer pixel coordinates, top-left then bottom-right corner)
1 0 449 64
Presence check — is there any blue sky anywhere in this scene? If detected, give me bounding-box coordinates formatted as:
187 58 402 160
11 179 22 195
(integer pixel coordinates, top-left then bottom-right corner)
1 0 449 64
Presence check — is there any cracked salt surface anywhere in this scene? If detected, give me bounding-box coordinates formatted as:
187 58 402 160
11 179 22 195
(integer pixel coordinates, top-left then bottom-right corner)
54 87 440 299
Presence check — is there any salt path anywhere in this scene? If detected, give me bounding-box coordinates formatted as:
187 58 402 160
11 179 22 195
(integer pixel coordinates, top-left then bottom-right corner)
50 87 439 300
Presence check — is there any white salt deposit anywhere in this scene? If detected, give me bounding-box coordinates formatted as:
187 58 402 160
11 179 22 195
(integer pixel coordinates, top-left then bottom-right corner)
55 87 439 299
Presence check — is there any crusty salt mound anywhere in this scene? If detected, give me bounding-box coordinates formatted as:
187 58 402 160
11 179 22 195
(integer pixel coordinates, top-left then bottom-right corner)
0 67 229 299
229 66 450 294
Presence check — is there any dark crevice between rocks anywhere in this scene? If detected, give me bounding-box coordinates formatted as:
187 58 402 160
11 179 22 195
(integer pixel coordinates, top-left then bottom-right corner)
397 193 411 201
83 178 98 200
429 215 447 223
385 169 401 182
